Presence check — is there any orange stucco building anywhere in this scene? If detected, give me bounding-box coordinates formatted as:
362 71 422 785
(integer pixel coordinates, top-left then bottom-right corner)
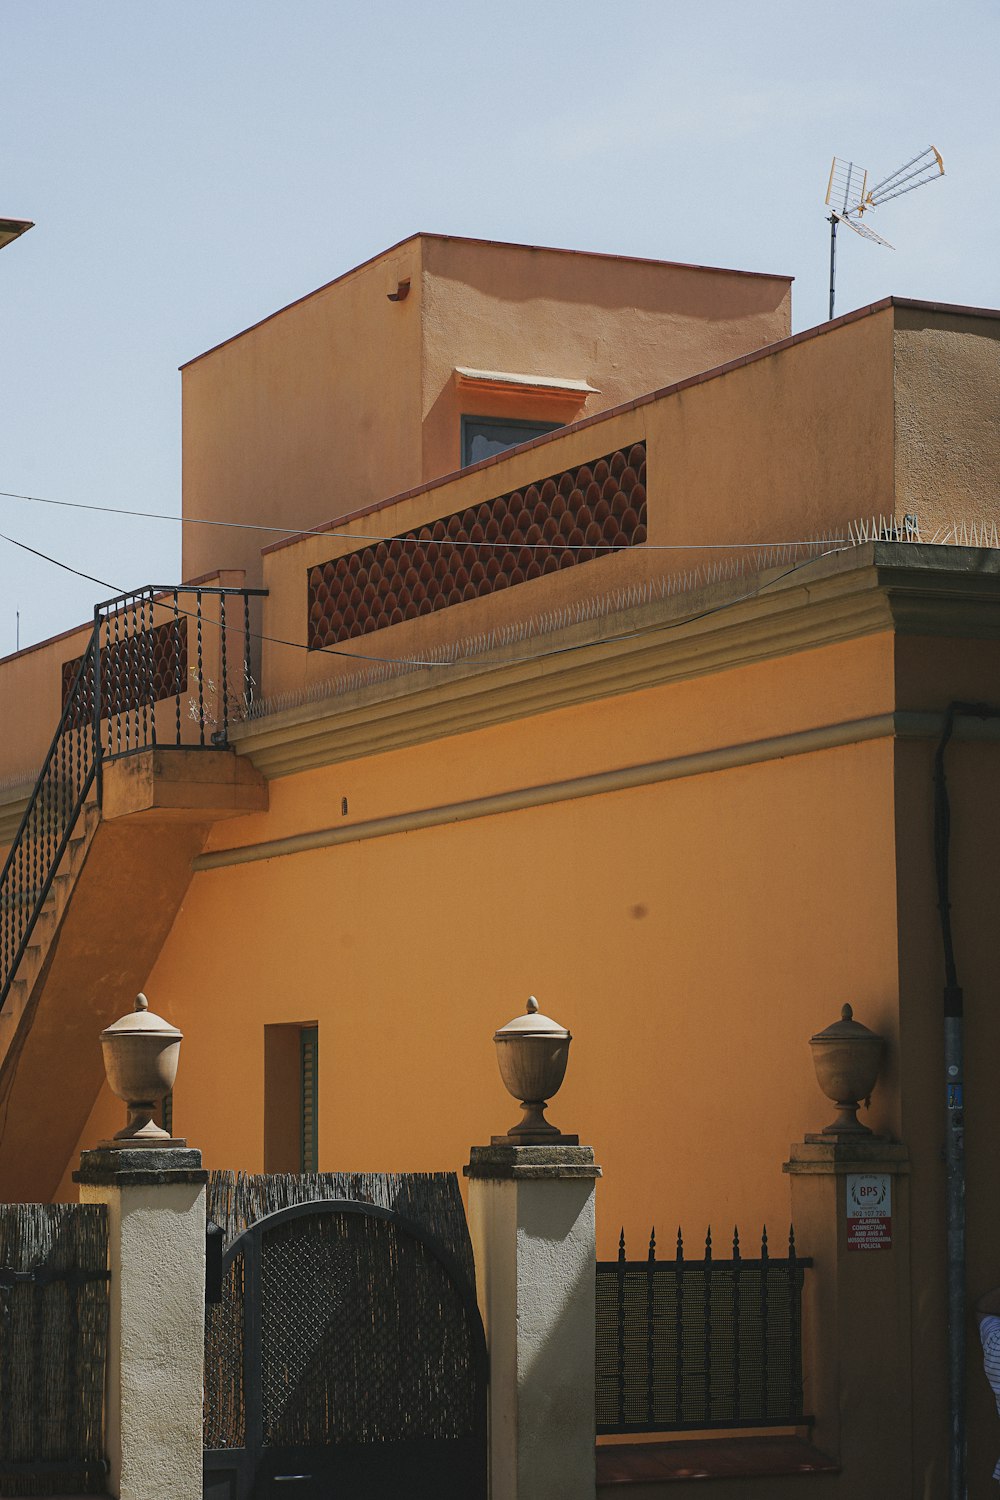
2 235 1000 1496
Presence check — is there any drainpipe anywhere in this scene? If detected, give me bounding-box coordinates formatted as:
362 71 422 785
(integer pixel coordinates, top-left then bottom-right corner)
933 701 997 1500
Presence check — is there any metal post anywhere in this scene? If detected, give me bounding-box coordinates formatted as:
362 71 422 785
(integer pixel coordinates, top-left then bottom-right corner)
945 1007 965 1500
92 608 103 805
828 214 838 321
931 700 995 1500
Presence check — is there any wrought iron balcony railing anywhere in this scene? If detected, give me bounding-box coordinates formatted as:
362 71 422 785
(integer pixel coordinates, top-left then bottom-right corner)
0 584 266 1009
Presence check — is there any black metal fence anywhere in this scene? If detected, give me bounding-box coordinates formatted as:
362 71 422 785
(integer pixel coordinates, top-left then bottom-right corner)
0 583 265 1009
596 1225 811 1435
0 1203 110 1496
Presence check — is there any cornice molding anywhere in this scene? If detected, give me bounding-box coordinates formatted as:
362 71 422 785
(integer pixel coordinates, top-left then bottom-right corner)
196 708 1000 874
230 545 1000 780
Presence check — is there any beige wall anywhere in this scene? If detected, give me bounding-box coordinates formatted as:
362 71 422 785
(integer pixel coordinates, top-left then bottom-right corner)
258 405 652 709
258 305 895 711
79 1177 206 1500
181 234 791 591
893 307 1000 535
254 301 1000 716
0 621 94 791
181 240 425 590
418 235 791 482
644 306 896 547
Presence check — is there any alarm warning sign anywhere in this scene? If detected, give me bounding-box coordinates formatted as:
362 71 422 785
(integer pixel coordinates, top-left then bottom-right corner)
846 1172 892 1250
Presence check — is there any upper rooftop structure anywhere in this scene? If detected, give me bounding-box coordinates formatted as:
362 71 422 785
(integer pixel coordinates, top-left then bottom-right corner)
181 233 793 587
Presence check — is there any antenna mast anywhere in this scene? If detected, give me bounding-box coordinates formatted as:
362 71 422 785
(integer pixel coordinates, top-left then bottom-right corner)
823 145 944 319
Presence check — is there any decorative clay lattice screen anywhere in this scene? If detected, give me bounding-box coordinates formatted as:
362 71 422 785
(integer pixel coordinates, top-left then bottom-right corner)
61 619 188 716
307 443 647 648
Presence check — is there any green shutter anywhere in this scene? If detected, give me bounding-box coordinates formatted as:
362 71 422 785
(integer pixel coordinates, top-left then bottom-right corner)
161 1090 173 1138
300 1025 318 1173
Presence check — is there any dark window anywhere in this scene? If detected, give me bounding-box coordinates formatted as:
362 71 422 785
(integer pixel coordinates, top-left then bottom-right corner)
264 1022 319 1172
461 415 561 467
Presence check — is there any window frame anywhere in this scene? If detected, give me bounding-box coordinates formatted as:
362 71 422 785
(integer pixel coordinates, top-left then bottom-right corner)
460 414 562 468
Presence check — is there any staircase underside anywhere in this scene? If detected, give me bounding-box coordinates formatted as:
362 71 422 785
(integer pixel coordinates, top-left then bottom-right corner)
0 748 266 1201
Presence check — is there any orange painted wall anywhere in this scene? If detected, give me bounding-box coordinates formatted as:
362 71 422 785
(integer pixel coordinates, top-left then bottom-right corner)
181 234 791 590
255 301 1000 720
0 621 93 789
55 632 901 1242
44 605 1000 1493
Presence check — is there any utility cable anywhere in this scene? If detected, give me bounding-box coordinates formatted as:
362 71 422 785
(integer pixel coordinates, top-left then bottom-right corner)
0 523 851 676
0 485 852 553
0 529 121 593
0 530 446 669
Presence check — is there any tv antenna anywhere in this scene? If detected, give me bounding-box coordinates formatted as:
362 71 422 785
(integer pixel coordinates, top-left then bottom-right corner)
824 145 944 319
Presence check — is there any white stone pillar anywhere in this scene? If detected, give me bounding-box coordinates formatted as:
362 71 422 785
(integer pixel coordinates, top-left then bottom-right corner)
465 1144 601 1500
75 1146 207 1500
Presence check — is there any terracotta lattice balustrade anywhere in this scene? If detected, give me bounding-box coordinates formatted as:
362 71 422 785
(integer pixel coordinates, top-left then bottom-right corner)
61 619 189 718
307 443 647 648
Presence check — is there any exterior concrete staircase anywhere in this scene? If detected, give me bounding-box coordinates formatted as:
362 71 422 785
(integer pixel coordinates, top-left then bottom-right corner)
0 750 266 1202
0 797 100 1075
0 582 267 1200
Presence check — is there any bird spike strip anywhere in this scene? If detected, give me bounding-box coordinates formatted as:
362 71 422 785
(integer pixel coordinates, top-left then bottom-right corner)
248 533 850 722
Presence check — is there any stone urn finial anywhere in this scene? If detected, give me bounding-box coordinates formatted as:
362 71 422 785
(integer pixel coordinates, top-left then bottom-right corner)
100 993 184 1147
492 995 579 1146
809 1002 885 1137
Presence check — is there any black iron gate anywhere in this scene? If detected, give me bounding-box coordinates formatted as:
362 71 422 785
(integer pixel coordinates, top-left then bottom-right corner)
203 1198 487 1500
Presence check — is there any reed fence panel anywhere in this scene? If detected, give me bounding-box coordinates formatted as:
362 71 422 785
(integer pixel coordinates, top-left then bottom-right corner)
0 1203 109 1496
596 1225 810 1435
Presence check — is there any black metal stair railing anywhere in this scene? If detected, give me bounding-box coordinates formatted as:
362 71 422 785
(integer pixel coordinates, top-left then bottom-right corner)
0 583 266 1010
0 636 99 1008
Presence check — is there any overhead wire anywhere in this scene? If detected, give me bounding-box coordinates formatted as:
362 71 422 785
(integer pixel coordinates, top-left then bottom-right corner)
0 519 851 677
0 484 851 552
0 529 121 592
0 528 447 669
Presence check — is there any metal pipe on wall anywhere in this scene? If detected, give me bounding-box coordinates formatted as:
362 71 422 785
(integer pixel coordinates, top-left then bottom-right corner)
934 701 1000 1500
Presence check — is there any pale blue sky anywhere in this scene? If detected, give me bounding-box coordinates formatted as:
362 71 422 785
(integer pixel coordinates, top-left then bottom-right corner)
2 0 996 655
